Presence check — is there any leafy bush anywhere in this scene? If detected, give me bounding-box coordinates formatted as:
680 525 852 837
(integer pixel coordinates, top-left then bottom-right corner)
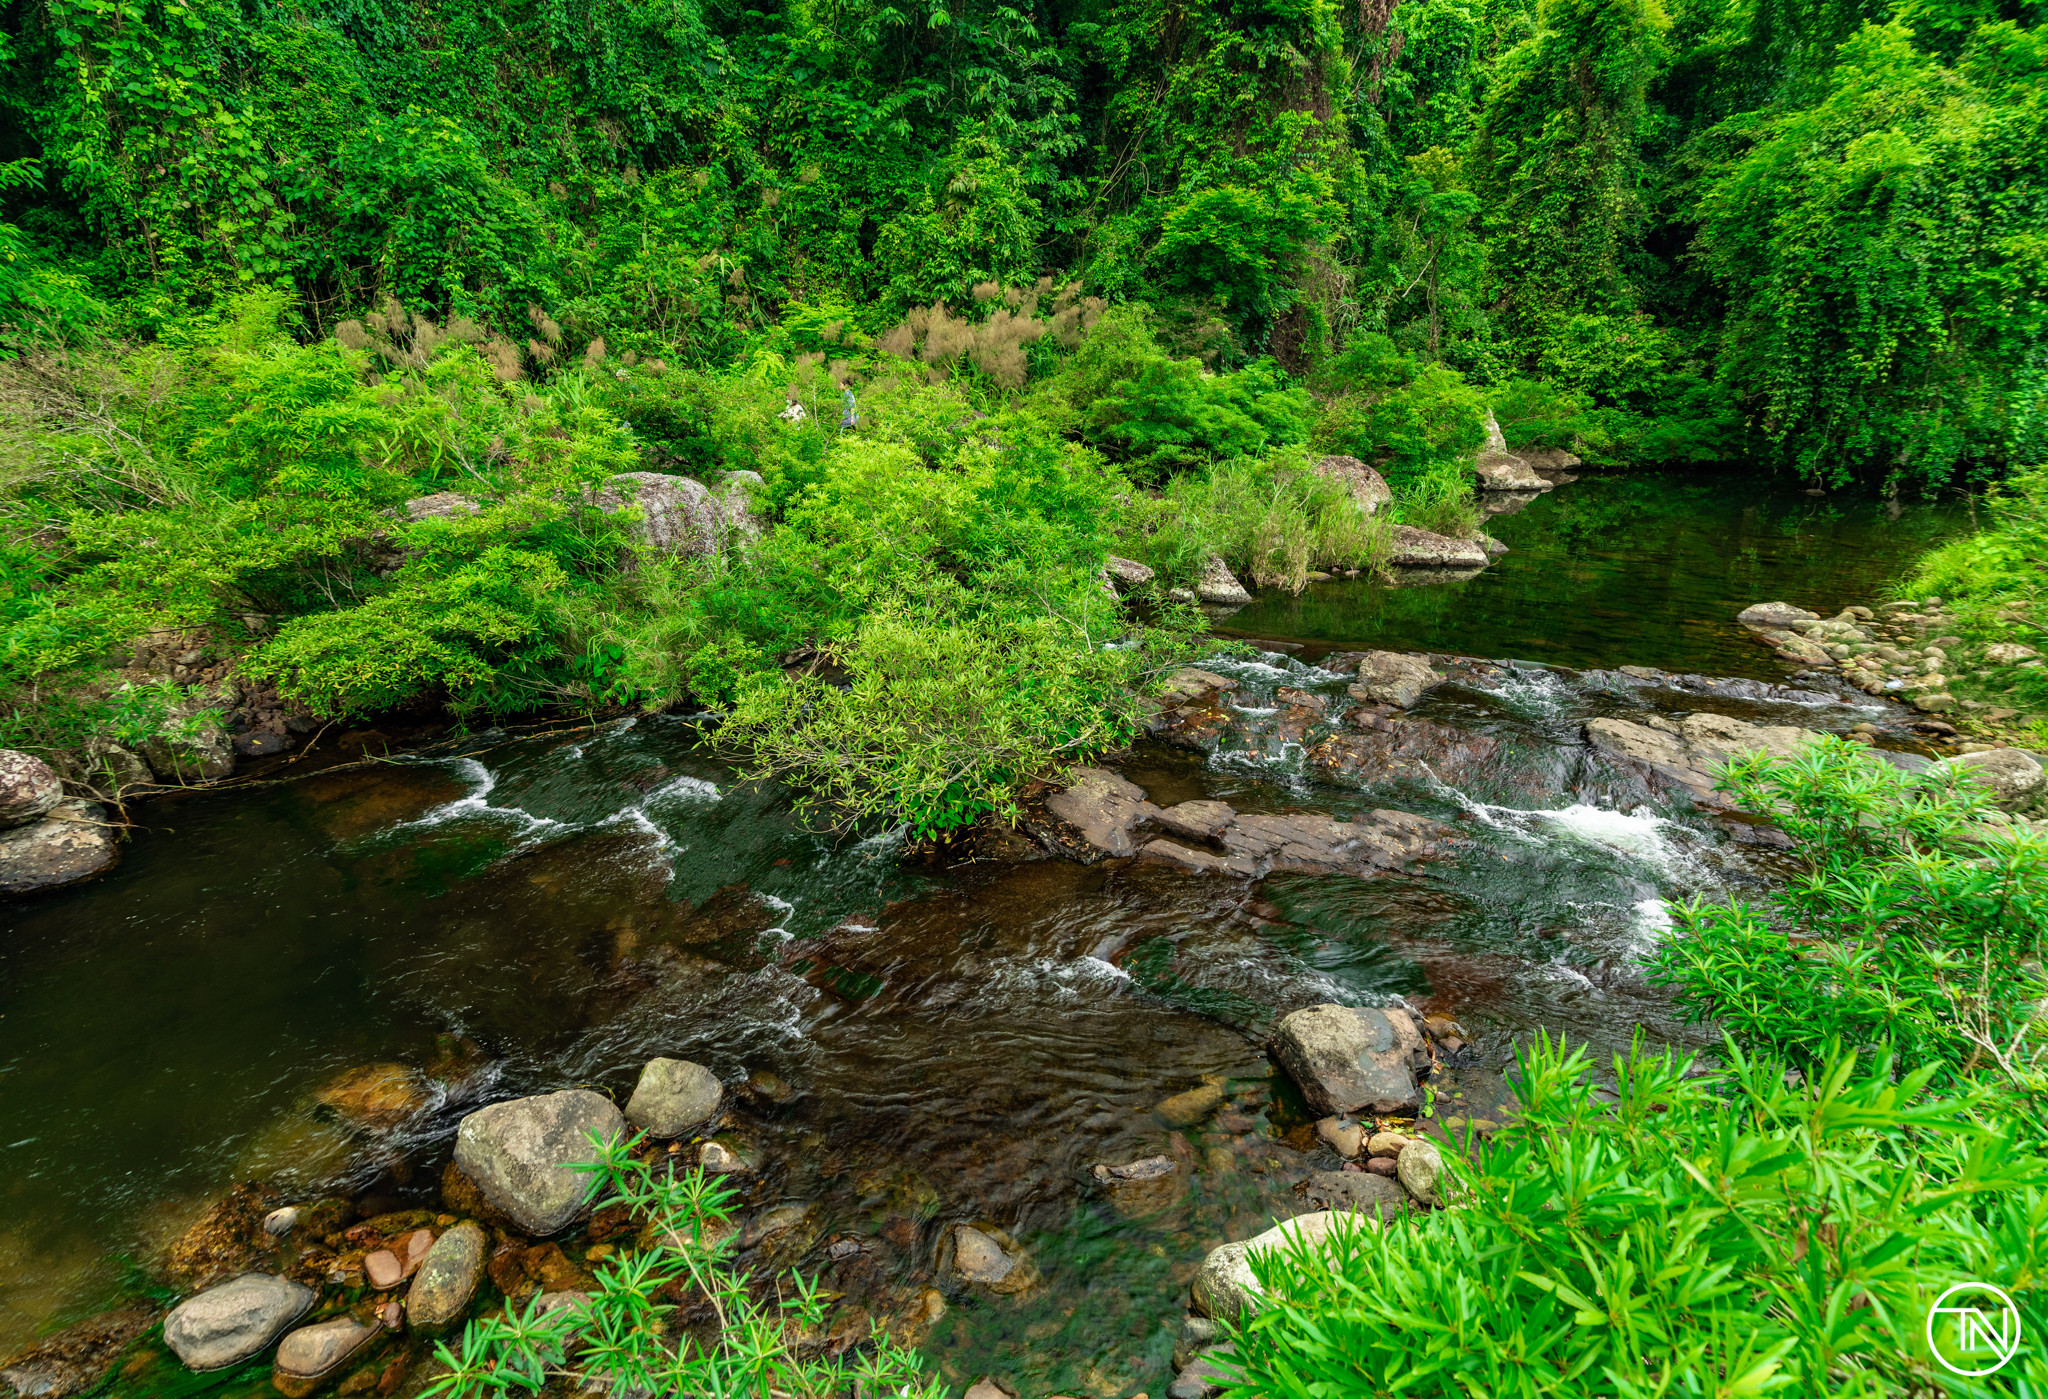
1311 352 1487 491
1910 466 2048 716
425 1133 940 1399
1652 741 2048 1096
1229 1034 2048 1396
1391 466 1483 540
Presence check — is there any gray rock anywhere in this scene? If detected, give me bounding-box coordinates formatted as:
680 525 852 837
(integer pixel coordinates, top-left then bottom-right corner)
946 1224 1037 1296
1397 1138 1445 1206
1191 1211 1363 1320
1169 1349 1235 1399
1736 601 1819 630
0 799 119 896
272 1316 379 1388
1173 1315 1222 1372
1931 749 2045 811
0 750 61 829
1584 713 1827 806
592 472 722 562
715 470 766 537
1302 1169 1415 1221
163 1274 314 1372
1472 413 1551 492
1151 799 1236 845
1348 651 1445 709
1105 555 1156 589
1313 455 1392 515
402 491 479 522
1520 446 1582 471
1388 526 1489 568
406 1222 486 1333
452 1090 625 1236
624 1058 723 1138
1139 807 1449 881
1269 1004 1425 1116
1044 767 1161 859
136 680 238 784
1195 555 1253 607
1158 668 1238 702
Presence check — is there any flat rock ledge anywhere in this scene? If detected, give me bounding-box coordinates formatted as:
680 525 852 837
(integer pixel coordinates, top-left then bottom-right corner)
1031 767 1452 878
1585 712 1828 807
1388 526 1489 568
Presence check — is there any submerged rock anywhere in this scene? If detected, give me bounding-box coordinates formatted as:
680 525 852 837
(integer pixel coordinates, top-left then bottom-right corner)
1270 1004 1427 1116
1306 713 1499 788
0 749 61 829
1300 1169 1416 1221
1312 454 1392 515
315 1062 430 1130
625 1057 723 1138
1155 1083 1226 1127
1387 526 1489 568
271 1316 381 1398
453 1090 625 1236
1347 651 1446 710
0 798 118 896
163 1274 315 1372
944 1224 1038 1296
1092 1154 1186 1217
1930 749 2045 810
0 1306 158 1399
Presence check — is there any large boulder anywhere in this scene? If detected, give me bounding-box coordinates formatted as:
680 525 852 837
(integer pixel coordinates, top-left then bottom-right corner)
1347 651 1445 709
0 750 61 829
452 1090 625 1236
1312 455 1392 515
1387 526 1489 568
1191 1211 1364 1321
1269 1004 1426 1116
1195 555 1253 607
406 1221 486 1333
0 799 119 896
1585 712 1827 805
1931 749 2045 811
624 1058 723 1138
1472 413 1551 492
163 1274 315 1372
592 472 722 561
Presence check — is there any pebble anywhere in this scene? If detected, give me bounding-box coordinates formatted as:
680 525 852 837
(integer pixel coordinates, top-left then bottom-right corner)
1364 1158 1398 1178
365 1250 404 1290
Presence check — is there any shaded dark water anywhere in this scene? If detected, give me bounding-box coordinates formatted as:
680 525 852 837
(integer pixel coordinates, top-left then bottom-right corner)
0 473 1964 1395
1223 472 1964 671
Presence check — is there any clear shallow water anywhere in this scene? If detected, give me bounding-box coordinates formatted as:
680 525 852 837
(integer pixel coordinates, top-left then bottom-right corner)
0 475 1964 1395
1221 472 1965 671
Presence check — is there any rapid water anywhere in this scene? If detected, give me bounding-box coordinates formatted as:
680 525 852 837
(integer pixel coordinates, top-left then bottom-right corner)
0 472 1961 1395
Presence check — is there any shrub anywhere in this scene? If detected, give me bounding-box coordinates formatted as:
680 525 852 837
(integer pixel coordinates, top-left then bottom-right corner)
1909 466 2048 717
1311 355 1487 490
1130 450 1391 593
424 1133 941 1399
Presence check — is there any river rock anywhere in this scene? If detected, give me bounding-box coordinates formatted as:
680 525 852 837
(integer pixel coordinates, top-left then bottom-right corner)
1985 643 2040 665
406 1222 486 1333
0 750 61 829
1092 1154 1185 1217
944 1224 1038 1296
1270 1004 1426 1116
453 1090 625 1236
1348 652 1445 709
0 1305 158 1399
163 1274 315 1372
1584 712 1826 805
1396 1138 1445 1206
1137 806 1449 880
1736 601 1819 630
1520 446 1581 472
1301 1169 1416 1221
1195 555 1253 607
1930 749 2045 810
1306 713 1499 789
1147 671 1241 754
1151 799 1236 845
1191 1211 1363 1321
592 472 721 562
1174 1315 1222 1372
1169 1349 1235 1399
315 1062 430 1129
1315 1117 1365 1157
1313 455 1392 514
0 799 118 896
272 1316 380 1397
1472 413 1550 491
1388 526 1489 568
136 680 239 783
1105 555 1156 590
1156 1083 1226 1127
625 1058 723 1137
1039 766 1162 861
1367 1130 1411 1157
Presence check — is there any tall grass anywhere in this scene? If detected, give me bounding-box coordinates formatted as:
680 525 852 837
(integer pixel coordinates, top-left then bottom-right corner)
1909 465 2048 713
1131 450 1392 593
1391 464 1484 539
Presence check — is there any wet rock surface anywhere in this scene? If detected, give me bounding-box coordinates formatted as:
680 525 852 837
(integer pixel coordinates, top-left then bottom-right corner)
1388 525 1489 569
624 1057 723 1137
1270 1004 1427 1116
0 799 117 896
1585 712 1827 806
0 1306 156 1399
453 1090 626 1236
163 1274 314 1372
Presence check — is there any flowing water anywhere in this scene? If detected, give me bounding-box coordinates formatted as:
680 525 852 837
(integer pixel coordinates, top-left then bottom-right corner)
0 473 1966 1394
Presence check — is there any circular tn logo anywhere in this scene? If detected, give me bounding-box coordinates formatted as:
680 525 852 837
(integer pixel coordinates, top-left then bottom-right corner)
1927 1282 2023 1377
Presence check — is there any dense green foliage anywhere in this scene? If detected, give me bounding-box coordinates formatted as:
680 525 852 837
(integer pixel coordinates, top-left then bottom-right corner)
1909 467 2048 718
1224 746 2048 1395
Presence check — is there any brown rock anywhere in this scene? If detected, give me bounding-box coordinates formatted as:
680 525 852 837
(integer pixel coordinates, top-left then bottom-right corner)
0 1306 157 1399
316 1064 430 1130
